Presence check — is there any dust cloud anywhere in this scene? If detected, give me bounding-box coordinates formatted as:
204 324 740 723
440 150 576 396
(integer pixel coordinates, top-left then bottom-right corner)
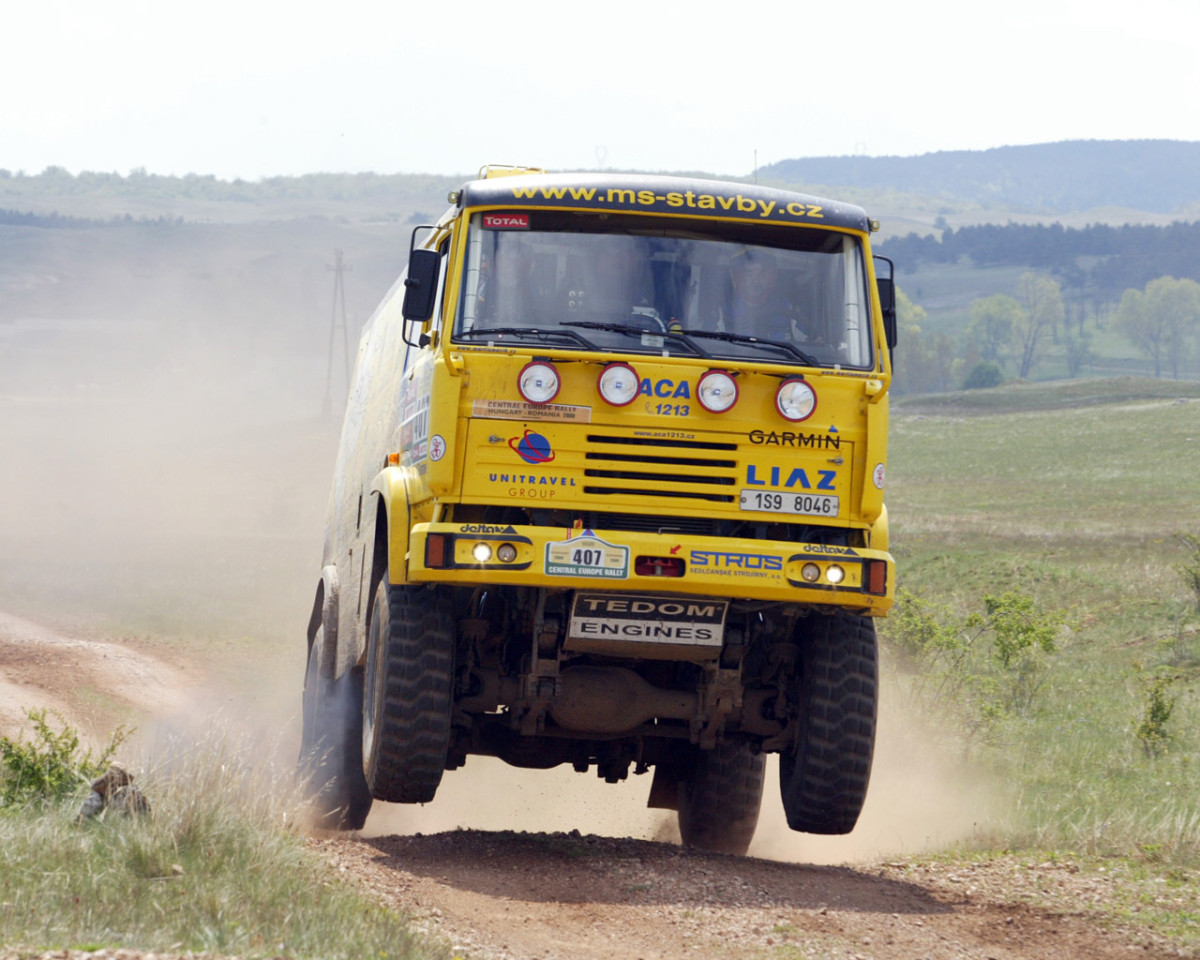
1 218 994 866
363 676 998 866
0 219 355 749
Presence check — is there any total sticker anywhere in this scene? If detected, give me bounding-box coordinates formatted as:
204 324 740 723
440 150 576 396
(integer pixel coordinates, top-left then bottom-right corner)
872 463 886 489
430 434 446 461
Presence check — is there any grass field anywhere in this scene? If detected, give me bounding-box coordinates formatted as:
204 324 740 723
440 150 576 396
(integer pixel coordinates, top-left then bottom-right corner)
886 377 1200 862
0 724 446 960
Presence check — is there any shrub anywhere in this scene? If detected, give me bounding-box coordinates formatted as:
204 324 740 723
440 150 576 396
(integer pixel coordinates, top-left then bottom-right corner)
883 588 1067 747
1177 532 1200 613
1133 664 1178 758
962 361 1004 390
0 709 129 809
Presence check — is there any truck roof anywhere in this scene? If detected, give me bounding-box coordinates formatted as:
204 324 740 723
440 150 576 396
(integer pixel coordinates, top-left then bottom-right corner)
457 171 872 234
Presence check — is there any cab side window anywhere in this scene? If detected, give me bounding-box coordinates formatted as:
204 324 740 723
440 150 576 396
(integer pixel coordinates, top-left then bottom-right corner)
430 238 451 336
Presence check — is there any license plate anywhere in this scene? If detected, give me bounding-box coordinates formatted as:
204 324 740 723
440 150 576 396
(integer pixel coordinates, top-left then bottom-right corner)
739 489 839 517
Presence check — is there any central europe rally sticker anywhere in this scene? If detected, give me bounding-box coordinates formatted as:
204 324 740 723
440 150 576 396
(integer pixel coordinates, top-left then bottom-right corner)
545 531 629 579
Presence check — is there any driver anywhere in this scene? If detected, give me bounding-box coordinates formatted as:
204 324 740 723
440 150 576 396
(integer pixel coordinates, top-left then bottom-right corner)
724 246 799 342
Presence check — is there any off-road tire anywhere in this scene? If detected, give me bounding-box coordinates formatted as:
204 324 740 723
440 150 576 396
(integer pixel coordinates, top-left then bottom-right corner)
778 612 877 835
298 628 373 830
363 578 456 804
677 740 766 855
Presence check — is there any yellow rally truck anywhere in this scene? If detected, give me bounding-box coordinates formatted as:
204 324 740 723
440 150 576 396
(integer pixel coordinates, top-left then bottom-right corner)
300 166 898 854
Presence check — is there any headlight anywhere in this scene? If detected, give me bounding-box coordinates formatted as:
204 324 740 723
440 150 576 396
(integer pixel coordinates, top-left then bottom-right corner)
472 543 493 563
696 370 738 413
518 361 560 405
775 378 817 422
597 362 639 406
826 564 845 584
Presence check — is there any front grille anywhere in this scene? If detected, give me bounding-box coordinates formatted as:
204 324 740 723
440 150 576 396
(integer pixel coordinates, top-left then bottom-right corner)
583 434 739 502
585 451 734 468
585 434 738 452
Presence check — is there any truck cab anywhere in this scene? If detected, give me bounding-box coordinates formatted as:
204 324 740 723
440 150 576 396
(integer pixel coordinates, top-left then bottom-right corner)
301 166 897 854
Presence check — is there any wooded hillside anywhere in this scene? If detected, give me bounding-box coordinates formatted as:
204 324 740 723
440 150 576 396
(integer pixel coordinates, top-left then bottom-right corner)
762 139 1200 215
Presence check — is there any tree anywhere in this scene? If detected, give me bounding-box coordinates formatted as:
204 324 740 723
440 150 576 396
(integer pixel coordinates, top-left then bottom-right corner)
892 288 958 395
1115 288 1156 374
1013 272 1064 379
1145 277 1198 379
1115 277 1200 378
966 294 1021 369
1063 320 1094 378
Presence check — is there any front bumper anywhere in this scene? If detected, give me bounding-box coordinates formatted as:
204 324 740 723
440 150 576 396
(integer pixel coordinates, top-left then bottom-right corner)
406 522 894 614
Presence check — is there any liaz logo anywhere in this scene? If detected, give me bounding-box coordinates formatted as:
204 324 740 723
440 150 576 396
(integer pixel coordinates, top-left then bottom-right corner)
746 465 836 490
510 429 555 464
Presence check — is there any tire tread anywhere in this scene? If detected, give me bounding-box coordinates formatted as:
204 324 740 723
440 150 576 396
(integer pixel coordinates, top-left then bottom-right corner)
366 581 456 804
678 740 766 855
779 613 877 835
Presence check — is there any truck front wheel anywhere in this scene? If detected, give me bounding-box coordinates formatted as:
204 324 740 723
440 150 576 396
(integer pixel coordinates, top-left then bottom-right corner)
298 627 373 830
362 577 456 804
778 612 877 835
677 740 765 856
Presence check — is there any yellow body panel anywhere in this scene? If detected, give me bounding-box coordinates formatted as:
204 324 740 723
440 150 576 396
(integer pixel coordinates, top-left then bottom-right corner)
321 171 895 669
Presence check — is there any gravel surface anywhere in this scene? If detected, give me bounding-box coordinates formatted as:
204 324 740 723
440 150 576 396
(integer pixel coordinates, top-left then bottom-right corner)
318 829 1191 960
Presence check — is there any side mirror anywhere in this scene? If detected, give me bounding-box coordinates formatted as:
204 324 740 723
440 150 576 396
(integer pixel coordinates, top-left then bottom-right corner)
874 255 897 352
402 247 440 322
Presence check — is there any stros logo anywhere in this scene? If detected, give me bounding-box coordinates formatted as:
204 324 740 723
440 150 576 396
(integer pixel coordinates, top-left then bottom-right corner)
510 429 555 464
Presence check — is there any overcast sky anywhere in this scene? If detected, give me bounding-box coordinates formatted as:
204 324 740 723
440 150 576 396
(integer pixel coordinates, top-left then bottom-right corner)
4 0 1198 181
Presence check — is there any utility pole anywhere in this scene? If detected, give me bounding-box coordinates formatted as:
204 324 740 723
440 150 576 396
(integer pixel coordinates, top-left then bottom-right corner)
322 249 352 419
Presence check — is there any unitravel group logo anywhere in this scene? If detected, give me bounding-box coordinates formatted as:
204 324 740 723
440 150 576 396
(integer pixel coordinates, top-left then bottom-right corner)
510 429 555 464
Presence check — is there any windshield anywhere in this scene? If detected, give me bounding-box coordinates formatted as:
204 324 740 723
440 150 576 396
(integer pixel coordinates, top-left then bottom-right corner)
453 210 874 369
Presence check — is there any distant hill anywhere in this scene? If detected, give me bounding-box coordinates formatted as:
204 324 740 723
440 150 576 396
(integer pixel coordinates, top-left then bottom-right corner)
0 168 462 226
760 140 1200 216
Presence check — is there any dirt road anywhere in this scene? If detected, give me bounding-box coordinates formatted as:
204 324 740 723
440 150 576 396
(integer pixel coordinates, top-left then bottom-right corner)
0 612 1185 960
320 829 1179 960
0 609 194 739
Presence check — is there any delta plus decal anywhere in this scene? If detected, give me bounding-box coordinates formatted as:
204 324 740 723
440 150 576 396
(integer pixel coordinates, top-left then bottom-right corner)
510 429 556 465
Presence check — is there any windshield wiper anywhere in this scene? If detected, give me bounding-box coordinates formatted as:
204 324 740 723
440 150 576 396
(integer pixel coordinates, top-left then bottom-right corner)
457 326 600 350
560 321 711 358
671 328 820 366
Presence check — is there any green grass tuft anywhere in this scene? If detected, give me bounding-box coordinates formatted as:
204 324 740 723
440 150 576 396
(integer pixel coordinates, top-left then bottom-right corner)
0 722 447 960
